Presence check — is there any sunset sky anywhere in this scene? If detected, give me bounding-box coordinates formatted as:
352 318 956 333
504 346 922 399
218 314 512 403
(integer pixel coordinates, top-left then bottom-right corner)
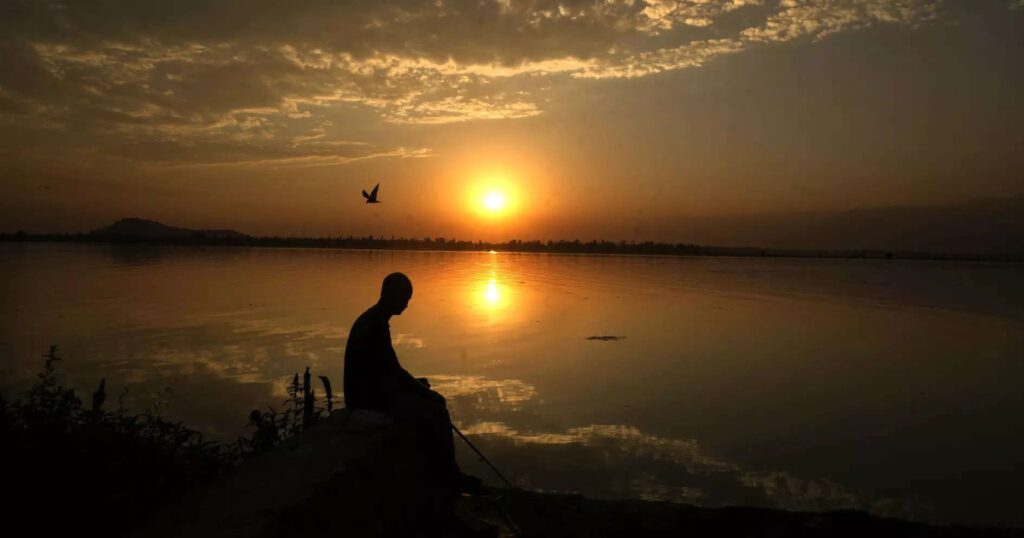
1 0 1022 244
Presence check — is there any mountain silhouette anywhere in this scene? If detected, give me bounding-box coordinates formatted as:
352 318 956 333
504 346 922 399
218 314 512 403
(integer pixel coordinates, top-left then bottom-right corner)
89 218 248 240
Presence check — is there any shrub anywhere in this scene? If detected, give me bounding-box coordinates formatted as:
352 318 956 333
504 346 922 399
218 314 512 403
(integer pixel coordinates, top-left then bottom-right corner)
1 346 336 536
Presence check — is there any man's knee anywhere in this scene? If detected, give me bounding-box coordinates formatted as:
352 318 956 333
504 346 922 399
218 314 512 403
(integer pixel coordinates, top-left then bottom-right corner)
427 393 451 419
427 389 446 405
388 389 449 421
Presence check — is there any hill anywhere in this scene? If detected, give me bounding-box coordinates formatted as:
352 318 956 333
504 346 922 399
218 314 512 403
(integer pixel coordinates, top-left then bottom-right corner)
89 218 248 240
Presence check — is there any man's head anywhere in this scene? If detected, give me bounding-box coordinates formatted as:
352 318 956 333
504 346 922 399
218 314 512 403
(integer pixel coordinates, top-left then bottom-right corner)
379 272 413 316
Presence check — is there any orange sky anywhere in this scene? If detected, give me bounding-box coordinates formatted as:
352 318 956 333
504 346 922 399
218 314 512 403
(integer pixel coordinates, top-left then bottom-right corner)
1 1 1023 245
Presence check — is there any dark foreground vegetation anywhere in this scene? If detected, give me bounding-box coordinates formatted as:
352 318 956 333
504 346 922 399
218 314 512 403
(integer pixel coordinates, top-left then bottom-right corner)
1 346 335 537
4 347 1023 537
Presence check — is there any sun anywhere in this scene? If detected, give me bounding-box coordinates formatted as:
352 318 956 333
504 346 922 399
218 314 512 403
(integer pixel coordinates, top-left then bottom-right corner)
483 191 507 212
466 175 519 219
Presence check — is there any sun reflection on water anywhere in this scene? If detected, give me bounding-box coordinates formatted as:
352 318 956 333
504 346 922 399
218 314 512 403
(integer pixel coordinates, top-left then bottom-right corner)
475 273 509 313
484 279 501 304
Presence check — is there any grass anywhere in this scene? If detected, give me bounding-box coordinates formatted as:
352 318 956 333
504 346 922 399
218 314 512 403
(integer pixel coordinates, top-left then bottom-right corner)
1 345 336 536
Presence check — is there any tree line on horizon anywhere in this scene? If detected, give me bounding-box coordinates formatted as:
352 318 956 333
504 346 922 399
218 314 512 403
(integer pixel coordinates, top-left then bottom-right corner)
2 230 1018 261
1 230 710 254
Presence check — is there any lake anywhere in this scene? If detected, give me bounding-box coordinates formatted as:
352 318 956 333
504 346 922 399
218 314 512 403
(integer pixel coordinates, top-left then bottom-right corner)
2 242 1022 527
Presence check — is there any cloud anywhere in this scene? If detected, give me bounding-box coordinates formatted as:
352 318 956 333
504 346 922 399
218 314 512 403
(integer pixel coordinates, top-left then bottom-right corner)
576 37 747 79
432 373 931 518
459 420 738 473
641 0 768 31
0 0 959 167
428 375 538 411
740 0 941 43
458 419 928 517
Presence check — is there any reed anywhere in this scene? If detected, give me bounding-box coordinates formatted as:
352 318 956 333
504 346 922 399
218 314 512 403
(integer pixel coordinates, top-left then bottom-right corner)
2 345 340 536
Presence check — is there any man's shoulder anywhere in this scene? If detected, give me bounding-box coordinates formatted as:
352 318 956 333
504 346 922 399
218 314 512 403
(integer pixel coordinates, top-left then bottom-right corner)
350 305 387 337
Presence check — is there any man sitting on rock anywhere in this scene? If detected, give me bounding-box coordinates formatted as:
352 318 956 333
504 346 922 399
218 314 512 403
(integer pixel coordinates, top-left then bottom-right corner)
343 272 482 515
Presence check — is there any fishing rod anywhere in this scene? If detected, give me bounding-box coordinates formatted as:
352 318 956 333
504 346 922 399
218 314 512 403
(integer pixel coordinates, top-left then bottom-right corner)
452 424 515 489
451 424 525 536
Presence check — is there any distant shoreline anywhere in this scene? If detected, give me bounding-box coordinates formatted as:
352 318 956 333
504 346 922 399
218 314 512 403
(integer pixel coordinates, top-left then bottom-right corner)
3 232 1021 262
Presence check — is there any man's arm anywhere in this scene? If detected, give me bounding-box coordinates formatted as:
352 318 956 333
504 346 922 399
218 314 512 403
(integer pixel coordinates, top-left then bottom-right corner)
376 322 443 402
392 364 442 401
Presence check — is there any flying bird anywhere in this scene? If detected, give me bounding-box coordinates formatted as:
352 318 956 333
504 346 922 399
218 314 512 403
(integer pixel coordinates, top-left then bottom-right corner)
362 183 381 204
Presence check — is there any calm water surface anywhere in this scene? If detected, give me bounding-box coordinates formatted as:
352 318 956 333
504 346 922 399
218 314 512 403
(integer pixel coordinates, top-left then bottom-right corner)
2 243 1023 527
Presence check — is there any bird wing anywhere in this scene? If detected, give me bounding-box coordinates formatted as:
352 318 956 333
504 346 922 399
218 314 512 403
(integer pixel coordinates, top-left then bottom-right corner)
370 183 380 198
362 189 370 199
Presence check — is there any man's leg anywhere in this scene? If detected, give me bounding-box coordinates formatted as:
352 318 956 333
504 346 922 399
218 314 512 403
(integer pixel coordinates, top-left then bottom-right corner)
387 390 496 536
388 390 461 493
423 393 462 492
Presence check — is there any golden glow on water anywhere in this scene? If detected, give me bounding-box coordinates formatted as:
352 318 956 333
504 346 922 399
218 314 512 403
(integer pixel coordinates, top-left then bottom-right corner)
468 252 515 320
476 275 510 313
484 279 501 304
5 244 1023 526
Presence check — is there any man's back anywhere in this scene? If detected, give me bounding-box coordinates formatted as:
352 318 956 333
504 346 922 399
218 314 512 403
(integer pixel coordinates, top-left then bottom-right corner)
340 273 486 533
343 304 400 412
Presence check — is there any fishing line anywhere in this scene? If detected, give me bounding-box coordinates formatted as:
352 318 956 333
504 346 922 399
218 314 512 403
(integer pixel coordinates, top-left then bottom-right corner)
452 424 515 489
452 424 526 536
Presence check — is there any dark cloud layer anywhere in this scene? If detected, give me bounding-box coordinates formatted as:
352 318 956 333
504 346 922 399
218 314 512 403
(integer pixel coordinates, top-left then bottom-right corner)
1 0 977 167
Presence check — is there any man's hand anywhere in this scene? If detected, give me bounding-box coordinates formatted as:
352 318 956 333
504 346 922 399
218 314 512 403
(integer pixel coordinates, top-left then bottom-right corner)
417 377 444 404
399 370 441 403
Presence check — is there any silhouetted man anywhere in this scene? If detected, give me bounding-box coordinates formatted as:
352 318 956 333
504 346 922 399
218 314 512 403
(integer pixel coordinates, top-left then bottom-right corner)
343 272 479 503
